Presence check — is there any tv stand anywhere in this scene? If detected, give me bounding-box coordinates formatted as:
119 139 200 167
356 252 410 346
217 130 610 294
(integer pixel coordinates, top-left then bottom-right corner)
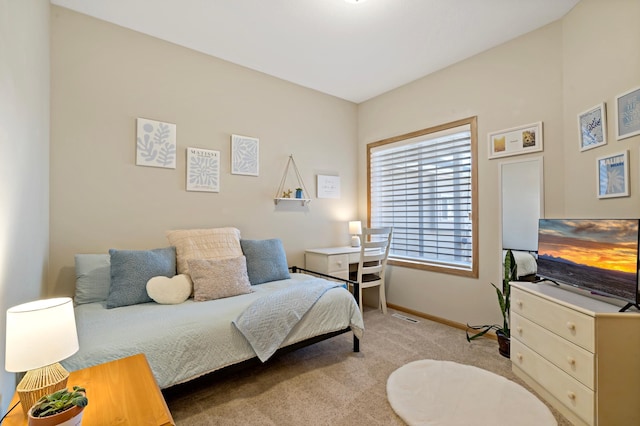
511 281 640 426
620 302 640 312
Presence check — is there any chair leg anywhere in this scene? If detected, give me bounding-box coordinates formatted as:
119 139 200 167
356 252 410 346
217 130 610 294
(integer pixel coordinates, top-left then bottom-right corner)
379 282 387 314
359 286 364 315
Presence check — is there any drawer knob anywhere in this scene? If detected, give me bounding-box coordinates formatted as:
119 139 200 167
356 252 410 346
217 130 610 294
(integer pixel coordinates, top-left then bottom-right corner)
336 261 343 266
567 356 576 366
516 326 523 334
566 322 576 331
516 353 523 361
516 300 523 308
567 391 576 400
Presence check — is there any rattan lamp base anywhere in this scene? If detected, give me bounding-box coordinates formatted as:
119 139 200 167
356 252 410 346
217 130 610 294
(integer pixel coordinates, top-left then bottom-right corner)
16 362 70 415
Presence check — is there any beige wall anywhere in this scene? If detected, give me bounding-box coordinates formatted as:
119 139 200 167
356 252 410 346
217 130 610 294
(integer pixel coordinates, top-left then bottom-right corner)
0 0 50 414
562 0 640 217
47 0 640 354
358 0 640 327
358 22 565 327
49 7 358 296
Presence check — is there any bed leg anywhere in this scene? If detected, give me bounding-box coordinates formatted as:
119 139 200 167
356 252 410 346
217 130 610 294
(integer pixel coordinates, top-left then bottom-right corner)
353 335 360 352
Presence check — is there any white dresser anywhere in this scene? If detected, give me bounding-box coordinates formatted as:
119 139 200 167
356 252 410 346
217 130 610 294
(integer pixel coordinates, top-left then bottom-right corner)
511 281 640 426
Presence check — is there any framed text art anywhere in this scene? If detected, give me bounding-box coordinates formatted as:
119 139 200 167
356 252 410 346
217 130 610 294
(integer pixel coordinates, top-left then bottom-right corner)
317 175 341 199
578 103 607 151
186 147 220 192
597 150 629 199
488 122 543 159
231 134 259 176
616 86 640 140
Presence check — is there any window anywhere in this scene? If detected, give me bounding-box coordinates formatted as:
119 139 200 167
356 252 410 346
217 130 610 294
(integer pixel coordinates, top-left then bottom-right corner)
367 117 478 277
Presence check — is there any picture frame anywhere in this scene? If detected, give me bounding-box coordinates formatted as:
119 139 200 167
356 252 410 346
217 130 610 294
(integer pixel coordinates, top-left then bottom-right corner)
186 147 220 192
597 150 629 199
231 134 259 176
616 86 640 140
136 118 177 169
578 103 607 151
317 175 341 199
488 121 543 159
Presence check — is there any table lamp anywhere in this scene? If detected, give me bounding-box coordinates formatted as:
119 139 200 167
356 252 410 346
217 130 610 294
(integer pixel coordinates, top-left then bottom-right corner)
349 221 362 247
5 297 79 414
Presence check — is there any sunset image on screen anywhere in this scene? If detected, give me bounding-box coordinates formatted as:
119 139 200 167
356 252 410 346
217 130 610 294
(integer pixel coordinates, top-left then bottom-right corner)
538 219 638 273
537 219 639 302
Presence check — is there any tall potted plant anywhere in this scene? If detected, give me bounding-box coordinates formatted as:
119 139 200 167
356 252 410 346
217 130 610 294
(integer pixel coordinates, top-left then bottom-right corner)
466 249 517 358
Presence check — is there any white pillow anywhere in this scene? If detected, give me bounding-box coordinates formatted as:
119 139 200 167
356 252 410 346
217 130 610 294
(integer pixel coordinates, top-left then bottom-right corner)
146 274 192 304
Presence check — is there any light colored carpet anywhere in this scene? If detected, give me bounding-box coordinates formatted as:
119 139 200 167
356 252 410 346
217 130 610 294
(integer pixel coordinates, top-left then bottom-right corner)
163 307 571 425
387 359 557 426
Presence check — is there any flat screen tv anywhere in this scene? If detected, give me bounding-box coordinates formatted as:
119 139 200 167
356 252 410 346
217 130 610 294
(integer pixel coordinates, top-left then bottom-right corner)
537 218 640 311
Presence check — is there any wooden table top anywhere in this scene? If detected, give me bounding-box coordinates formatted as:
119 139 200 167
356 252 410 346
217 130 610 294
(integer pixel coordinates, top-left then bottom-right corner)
3 353 175 426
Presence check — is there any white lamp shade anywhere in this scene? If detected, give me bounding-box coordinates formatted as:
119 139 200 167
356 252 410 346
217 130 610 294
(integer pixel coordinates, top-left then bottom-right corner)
5 297 79 372
348 221 362 235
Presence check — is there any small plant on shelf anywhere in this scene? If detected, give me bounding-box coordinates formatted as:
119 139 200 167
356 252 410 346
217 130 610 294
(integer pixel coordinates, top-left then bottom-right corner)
466 249 517 358
29 386 88 419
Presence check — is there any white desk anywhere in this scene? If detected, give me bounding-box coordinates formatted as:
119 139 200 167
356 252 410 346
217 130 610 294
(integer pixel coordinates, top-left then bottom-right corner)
304 246 363 280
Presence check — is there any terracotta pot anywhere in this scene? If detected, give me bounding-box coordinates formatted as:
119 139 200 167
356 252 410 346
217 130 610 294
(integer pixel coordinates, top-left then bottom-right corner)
496 330 510 358
28 403 84 426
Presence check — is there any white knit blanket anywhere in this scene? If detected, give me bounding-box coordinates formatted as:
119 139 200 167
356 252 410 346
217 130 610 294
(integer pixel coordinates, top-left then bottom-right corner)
233 279 340 362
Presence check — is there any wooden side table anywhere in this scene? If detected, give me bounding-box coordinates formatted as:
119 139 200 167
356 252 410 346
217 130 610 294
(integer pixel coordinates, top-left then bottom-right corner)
3 353 175 426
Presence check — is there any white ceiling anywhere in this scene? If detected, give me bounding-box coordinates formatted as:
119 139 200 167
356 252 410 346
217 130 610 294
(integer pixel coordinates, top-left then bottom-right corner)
51 0 580 103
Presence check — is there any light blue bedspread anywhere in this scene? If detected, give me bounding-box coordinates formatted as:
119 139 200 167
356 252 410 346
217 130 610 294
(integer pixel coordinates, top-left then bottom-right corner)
233 279 340 361
62 273 364 388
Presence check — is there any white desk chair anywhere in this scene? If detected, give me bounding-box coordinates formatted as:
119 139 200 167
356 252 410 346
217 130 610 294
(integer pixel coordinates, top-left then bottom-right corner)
350 227 393 314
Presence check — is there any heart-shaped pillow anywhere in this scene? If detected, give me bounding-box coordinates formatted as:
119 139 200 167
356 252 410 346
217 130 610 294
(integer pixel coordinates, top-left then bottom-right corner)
146 274 192 304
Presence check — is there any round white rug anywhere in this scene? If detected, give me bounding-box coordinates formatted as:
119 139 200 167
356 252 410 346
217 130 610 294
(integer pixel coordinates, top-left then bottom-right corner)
387 360 557 426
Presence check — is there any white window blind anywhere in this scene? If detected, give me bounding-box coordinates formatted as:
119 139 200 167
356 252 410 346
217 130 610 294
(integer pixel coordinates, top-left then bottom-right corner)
369 126 473 270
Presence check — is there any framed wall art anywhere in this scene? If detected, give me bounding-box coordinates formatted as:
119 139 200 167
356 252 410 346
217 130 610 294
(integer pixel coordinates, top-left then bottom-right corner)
578 103 607 151
317 175 341 199
136 118 177 169
231 134 259 176
616 86 640 140
186 147 220 192
597 150 629 199
488 121 543 159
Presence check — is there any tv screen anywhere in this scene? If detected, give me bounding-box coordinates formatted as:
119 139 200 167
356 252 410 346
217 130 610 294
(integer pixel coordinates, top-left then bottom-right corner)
537 219 639 306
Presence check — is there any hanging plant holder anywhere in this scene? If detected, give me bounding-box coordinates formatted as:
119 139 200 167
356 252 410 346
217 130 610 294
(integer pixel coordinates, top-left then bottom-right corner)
274 155 311 205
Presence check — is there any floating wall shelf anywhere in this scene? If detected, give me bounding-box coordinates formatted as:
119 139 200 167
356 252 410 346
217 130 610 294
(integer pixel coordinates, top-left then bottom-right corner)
274 197 311 206
274 155 311 205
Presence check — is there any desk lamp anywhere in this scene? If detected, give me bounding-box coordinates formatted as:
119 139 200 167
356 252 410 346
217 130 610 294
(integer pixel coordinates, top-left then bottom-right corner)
349 221 362 247
5 297 79 414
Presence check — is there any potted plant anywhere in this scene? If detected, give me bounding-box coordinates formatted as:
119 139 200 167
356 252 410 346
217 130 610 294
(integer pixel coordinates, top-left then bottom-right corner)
466 249 517 358
295 187 303 199
28 386 88 426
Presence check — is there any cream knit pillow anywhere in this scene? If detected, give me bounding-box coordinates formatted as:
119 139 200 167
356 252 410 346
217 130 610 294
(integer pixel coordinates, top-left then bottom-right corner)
166 227 243 277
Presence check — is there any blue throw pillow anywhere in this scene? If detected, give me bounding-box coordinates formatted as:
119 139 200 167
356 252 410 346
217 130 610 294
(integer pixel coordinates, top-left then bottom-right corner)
74 254 111 305
106 247 176 309
240 239 290 285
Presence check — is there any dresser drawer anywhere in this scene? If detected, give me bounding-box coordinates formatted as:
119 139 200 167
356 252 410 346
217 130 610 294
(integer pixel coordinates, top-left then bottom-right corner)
512 339 594 426
512 312 594 389
512 287 595 351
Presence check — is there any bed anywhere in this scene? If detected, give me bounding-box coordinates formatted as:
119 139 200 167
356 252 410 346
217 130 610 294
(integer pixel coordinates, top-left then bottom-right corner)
63 257 364 389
